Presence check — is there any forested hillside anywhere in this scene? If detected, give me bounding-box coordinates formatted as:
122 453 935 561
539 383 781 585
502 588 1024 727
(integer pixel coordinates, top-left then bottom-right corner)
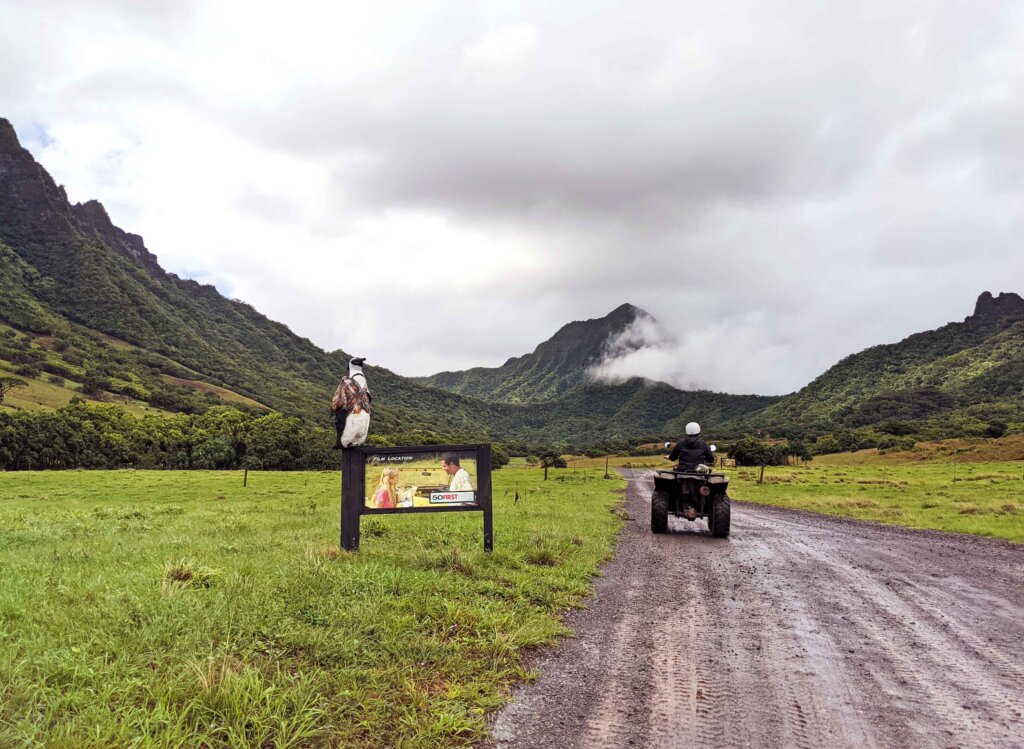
414 303 649 402
4 115 1020 467
0 117 775 464
0 117 509 440
739 291 1024 445
413 301 779 447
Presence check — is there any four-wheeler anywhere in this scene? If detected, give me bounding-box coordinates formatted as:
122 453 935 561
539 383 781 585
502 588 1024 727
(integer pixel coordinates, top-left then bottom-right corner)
651 449 731 537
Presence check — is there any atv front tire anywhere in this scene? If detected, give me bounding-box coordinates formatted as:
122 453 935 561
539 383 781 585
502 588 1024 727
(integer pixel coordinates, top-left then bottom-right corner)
710 494 731 538
651 490 669 534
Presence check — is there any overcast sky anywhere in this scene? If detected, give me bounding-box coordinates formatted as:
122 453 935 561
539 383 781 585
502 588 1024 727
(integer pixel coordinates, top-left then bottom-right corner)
1 0 1022 395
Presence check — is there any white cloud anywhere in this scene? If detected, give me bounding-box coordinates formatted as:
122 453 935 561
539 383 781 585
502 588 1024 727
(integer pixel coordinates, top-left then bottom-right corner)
1 0 1022 390
463 24 540 79
589 313 798 395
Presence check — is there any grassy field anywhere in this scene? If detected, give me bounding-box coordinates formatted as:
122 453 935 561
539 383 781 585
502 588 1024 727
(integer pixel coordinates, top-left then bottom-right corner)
0 360 167 418
730 458 1024 542
0 468 624 748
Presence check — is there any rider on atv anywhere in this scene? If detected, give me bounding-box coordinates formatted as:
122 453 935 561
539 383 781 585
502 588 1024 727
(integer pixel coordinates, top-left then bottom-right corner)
667 422 714 471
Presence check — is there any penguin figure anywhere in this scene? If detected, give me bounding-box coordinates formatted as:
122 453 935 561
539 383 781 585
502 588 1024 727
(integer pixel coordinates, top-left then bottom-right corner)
331 356 372 449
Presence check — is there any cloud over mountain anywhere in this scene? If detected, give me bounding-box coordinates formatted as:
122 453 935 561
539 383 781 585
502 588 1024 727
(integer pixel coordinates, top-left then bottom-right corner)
2 0 1022 393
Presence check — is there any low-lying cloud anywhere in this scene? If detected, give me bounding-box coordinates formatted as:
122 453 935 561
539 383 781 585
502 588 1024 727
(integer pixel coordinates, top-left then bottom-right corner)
588 313 798 395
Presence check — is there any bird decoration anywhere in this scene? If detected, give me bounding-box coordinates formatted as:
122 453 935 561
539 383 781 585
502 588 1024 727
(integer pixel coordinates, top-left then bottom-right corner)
331 356 372 449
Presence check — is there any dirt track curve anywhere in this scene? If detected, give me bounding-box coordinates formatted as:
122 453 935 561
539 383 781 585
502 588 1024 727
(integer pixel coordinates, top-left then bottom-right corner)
486 469 1024 749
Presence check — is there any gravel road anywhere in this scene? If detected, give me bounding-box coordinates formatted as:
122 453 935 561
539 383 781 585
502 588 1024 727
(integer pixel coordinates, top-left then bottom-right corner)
486 469 1024 749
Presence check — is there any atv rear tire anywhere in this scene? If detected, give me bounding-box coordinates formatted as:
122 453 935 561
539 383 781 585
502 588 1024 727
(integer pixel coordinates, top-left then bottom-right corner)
710 494 731 538
651 490 669 534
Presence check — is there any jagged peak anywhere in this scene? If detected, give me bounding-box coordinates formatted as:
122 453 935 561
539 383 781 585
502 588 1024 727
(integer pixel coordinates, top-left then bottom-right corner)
69 197 162 273
970 291 1024 322
73 199 111 222
544 303 652 346
607 302 651 321
0 118 163 274
555 303 652 333
0 117 20 150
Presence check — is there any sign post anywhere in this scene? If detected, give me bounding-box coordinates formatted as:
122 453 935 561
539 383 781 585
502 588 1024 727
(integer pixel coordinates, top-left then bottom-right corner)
340 443 493 552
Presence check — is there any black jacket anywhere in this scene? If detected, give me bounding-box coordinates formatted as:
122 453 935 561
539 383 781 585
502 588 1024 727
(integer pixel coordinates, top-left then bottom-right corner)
668 436 714 469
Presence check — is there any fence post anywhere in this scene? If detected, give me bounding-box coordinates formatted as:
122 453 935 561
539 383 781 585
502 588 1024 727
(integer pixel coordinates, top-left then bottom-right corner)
340 448 362 551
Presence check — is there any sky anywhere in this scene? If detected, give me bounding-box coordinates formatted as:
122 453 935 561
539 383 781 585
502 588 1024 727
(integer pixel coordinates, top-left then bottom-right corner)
1 0 1022 395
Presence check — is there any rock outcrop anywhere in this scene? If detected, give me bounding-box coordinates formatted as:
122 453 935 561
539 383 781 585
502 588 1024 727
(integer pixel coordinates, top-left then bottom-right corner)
971 291 1024 323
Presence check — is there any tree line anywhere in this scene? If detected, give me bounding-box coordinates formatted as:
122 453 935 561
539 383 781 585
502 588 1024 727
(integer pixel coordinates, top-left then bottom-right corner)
0 402 329 470
0 401 516 471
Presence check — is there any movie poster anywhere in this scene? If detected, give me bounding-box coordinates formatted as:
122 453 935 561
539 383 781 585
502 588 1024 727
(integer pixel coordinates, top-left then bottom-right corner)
363 449 478 510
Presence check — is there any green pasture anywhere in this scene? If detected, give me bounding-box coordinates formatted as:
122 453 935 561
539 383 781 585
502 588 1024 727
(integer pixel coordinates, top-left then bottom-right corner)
0 468 624 748
0 360 165 418
730 460 1024 542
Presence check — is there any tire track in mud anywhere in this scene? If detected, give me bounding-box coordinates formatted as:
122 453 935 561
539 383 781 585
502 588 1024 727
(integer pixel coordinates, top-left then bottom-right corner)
485 471 1024 749
577 603 649 748
784 535 1023 746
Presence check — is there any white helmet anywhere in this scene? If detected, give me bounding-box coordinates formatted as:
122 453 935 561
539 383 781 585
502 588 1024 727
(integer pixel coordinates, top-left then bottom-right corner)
685 422 701 436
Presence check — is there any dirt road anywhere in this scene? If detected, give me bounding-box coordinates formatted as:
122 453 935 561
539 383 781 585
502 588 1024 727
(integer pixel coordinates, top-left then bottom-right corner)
487 470 1024 748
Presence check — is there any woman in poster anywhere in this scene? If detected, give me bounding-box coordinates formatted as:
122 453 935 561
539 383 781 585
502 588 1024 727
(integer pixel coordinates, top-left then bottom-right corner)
373 467 401 509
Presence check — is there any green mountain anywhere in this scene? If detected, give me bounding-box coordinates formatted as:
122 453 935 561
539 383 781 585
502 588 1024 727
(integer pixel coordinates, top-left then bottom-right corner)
7 114 1015 464
523 378 777 448
0 117 773 456
412 302 778 445
743 291 1024 440
0 117 518 441
413 303 649 402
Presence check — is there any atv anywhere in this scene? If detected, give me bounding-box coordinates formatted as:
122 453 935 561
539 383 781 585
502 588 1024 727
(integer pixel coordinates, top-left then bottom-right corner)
651 447 731 537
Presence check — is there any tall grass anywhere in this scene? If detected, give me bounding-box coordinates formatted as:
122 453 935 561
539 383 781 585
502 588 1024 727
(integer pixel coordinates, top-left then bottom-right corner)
732 460 1024 542
0 468 624 747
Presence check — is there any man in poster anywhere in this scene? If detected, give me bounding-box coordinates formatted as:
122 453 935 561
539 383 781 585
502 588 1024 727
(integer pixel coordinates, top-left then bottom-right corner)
442 453 473 491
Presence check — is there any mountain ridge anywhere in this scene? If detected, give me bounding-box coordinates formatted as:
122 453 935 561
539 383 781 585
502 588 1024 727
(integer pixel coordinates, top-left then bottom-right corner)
0 117 774 451
413 302 651 402
737 290 1024 440
3 116 1022 455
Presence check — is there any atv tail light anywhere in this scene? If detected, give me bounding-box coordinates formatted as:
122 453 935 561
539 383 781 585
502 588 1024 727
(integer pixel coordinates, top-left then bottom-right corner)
699 486 711 496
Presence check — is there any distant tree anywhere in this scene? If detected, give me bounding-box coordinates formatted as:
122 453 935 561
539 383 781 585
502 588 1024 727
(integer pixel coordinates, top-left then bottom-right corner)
812 434 841 455
192 436 236 469
986 420 1007 439
786 439 813 464
730 436 787 483
490 444 510 469
0 377 27 406
877 419 916 436
80 372 111 398
538 451 567 480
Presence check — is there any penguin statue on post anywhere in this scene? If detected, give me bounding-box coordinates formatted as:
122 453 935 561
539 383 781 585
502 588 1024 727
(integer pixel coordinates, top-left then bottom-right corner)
331 356 372 449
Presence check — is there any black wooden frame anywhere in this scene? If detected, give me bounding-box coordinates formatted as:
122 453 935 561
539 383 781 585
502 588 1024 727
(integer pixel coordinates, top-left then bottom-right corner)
341 444 493 552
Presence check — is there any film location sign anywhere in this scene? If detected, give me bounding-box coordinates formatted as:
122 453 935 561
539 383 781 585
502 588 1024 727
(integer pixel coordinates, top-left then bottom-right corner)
340 444 492 552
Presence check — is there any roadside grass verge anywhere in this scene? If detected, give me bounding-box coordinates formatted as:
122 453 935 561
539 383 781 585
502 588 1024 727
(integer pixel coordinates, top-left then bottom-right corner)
730 460 1024 542
0 468 624 747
